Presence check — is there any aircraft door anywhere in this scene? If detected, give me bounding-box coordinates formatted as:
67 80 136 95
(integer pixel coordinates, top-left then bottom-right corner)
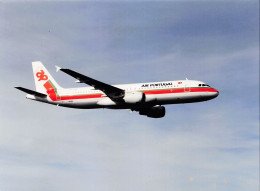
184 81 190 92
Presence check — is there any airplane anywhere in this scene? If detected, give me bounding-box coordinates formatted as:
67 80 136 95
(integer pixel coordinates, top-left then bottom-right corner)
15 61 219 118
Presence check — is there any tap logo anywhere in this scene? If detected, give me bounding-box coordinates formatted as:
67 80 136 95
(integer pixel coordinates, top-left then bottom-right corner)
36 70 48 81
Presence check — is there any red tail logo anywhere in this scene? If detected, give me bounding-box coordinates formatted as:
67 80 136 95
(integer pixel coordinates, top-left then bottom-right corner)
36 70 48 81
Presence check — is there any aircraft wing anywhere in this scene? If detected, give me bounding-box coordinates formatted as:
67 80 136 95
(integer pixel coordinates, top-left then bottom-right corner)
15 87 47 98
59 68 125 100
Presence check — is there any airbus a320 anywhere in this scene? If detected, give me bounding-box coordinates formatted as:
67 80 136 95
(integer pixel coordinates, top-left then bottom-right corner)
16 62 219 118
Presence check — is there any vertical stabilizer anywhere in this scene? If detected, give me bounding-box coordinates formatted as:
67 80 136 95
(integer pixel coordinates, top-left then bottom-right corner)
32 61 63 94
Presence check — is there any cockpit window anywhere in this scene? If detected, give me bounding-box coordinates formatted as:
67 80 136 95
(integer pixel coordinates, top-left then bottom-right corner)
199 84 211 87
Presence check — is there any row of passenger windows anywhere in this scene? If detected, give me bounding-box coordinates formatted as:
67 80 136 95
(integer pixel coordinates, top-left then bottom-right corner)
64 84 188 94
59 84 212 95
126 85 180 90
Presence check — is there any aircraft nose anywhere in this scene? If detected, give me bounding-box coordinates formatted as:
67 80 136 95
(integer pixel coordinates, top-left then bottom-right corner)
216 90 219 96
213 89 219 98
207 88 219 98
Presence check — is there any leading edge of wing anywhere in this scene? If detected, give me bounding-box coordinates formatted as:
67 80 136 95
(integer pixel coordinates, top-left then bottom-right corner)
59 68 125 100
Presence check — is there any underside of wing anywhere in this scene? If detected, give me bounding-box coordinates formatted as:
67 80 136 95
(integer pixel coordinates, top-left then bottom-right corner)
59 68 125 100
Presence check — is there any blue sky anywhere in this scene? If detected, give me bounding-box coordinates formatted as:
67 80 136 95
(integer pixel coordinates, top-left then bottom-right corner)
0 1 259 191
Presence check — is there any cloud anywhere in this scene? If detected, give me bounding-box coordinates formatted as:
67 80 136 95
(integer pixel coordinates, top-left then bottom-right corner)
188 176 194 182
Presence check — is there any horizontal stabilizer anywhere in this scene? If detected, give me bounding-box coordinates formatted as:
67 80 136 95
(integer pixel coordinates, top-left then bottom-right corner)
15 87 47 98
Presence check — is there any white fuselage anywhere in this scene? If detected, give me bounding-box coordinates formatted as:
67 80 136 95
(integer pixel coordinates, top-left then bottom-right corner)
27 79 219 109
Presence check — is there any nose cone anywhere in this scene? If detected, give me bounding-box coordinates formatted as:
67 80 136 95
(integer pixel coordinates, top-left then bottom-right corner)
214 89 219 97
211 89 219 98
206 88 219 99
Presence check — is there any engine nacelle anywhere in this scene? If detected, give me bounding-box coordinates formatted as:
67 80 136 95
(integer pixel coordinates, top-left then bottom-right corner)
124 91 144 104
144 94 156 102
139 106 166 118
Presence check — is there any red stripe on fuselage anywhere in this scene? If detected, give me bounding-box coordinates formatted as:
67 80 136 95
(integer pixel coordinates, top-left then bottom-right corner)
43 82 217 101
190 88 218 93
60 94 103 100
143 87 217 95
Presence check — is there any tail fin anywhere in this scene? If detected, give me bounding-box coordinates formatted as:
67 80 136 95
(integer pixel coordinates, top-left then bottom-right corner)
32 61 63 94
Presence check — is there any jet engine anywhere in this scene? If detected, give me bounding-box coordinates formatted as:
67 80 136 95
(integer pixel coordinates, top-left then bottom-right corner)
139 106 165 118
123 92 145 104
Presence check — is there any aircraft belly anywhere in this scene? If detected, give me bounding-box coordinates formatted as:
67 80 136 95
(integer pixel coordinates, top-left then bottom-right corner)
155 92 211 104
58 98 101 109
